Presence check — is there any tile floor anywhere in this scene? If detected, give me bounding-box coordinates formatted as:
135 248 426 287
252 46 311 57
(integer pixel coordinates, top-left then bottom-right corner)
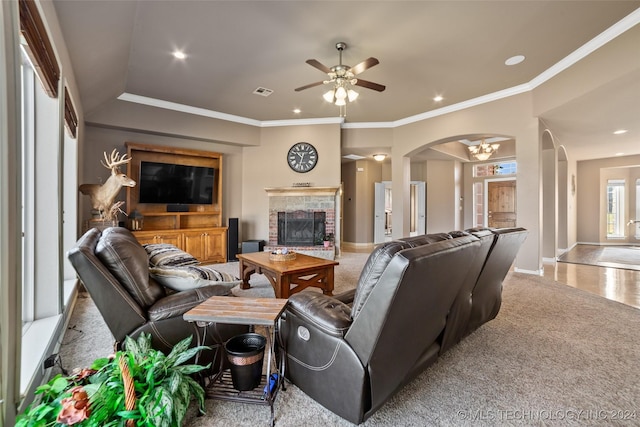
544 257 640 310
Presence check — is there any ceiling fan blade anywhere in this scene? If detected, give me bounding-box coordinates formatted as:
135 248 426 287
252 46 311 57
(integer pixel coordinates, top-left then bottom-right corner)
354 78 386 92
305 59 332 74
294 81 325 92
350 57 379 75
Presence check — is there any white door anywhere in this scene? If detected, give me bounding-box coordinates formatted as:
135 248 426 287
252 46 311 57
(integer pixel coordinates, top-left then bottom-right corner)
374 182 386 244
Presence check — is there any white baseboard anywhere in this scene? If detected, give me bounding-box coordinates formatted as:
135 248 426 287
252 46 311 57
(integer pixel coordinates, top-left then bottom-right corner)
514 267 544 276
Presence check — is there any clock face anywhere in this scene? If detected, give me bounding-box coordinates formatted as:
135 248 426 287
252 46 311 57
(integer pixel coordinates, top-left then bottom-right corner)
287 142 318 173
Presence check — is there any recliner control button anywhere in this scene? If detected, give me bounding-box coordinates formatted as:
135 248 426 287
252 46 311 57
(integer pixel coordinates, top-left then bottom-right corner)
298 326 310 341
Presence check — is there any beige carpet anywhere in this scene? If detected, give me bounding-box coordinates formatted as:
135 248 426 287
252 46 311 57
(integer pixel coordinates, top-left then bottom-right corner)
58 253 640 426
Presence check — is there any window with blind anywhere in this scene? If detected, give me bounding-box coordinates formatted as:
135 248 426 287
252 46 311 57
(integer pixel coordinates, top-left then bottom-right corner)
19 0 60 97
64 87 78 138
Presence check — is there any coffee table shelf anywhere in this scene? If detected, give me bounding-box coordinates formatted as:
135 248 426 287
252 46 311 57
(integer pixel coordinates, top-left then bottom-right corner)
206 369 280 403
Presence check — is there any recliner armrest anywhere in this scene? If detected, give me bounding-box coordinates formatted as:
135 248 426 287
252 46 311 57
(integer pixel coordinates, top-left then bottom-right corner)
148 285 234 321
286 293 352 337
333 288 356 305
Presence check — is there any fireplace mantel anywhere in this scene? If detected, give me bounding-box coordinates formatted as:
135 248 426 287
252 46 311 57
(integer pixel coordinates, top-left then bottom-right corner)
265 186 340 197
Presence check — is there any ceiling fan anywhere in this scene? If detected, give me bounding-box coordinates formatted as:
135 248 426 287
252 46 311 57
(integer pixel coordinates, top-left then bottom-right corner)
294 42 386 101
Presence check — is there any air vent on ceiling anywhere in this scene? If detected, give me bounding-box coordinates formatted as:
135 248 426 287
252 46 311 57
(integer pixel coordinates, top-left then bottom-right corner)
253 87 274 97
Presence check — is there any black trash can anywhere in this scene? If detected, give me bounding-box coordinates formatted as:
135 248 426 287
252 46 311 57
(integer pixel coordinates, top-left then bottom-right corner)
225 333 266 391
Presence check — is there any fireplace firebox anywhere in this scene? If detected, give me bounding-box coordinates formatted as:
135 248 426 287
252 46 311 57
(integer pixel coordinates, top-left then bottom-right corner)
277 211 326 246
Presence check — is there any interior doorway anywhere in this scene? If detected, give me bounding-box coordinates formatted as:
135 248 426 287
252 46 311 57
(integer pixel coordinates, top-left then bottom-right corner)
487 179 517 228
374 181 425 243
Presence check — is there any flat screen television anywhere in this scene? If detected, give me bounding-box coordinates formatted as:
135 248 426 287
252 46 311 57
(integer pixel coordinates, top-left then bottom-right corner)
138 161 215 205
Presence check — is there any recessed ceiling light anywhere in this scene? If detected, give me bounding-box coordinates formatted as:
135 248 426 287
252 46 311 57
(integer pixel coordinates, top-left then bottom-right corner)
173 50 186 60
613 129 628 135
293 108 301 114
433 95 443 102
505 55 525 66
343 154 366 160
615 152 625 156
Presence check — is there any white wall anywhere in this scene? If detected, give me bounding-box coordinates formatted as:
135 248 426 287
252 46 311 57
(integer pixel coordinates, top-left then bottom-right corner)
425 160 458 232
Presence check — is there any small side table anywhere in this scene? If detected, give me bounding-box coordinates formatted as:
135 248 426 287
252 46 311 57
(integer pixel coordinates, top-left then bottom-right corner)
184 296 288 426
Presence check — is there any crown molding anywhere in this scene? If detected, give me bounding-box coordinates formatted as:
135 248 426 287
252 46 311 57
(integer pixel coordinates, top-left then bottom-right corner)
117 92 262 126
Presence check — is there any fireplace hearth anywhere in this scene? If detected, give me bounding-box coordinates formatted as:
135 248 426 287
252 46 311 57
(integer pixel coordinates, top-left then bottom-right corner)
277 211 326 246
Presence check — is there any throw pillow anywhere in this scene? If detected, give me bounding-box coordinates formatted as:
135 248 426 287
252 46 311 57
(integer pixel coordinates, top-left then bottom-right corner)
149 264 242 292
143 243 200 267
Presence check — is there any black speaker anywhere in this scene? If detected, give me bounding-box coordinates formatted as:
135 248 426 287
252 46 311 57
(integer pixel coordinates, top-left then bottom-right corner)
228 218 239 261
167 204 188 212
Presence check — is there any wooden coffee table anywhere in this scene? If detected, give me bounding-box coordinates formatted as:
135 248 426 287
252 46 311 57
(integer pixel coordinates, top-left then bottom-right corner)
237 252 339 299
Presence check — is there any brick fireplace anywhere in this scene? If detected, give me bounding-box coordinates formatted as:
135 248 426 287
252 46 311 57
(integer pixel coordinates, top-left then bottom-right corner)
265 186 340 260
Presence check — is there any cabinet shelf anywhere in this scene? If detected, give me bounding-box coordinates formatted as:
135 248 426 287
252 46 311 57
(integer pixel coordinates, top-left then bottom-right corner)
139 211 221 231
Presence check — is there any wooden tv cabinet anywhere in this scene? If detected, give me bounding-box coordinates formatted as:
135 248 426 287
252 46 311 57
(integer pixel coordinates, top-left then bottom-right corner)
133 226 228 264
126 142 228 263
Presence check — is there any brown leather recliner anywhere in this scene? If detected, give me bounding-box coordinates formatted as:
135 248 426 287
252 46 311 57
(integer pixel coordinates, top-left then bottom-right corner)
67 227 247 371
439 227 528 353
279 228 527 424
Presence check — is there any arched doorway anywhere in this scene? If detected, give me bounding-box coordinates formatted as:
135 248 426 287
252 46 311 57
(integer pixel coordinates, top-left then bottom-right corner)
406 134 517 232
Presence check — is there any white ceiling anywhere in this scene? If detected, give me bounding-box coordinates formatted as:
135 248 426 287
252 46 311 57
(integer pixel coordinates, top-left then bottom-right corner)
52 1 640 161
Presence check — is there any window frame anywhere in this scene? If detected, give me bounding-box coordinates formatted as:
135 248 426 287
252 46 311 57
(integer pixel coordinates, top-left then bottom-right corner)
606 179 626 239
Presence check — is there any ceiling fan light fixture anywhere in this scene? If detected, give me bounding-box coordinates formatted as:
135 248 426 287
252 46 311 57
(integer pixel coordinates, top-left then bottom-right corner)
295 42 384 116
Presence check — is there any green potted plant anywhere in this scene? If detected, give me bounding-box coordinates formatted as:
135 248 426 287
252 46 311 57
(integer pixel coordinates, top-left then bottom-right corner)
323 233 334 248
16 332 209 427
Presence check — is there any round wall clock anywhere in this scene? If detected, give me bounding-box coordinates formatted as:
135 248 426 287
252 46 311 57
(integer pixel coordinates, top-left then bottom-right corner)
287 142 318 173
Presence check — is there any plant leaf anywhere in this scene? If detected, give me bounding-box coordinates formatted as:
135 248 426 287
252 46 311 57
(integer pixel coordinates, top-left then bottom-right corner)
183 375 206 412
90 357 112 370
171 345 210 367
49 376 70 394
124 335 141 361
165 336 192 365
174 363 210 375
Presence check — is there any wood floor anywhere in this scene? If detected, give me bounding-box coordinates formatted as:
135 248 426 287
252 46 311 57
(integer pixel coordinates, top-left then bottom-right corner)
544 245 640 310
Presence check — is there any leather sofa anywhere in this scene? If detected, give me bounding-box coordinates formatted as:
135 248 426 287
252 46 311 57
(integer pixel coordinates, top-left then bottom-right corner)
279 227 527 424
67 227 247 371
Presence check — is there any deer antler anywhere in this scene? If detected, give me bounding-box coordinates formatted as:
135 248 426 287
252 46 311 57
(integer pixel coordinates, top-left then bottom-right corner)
101 149 131 172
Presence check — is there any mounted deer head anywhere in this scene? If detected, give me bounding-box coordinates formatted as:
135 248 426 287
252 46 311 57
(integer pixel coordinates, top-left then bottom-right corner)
79 149 136 220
